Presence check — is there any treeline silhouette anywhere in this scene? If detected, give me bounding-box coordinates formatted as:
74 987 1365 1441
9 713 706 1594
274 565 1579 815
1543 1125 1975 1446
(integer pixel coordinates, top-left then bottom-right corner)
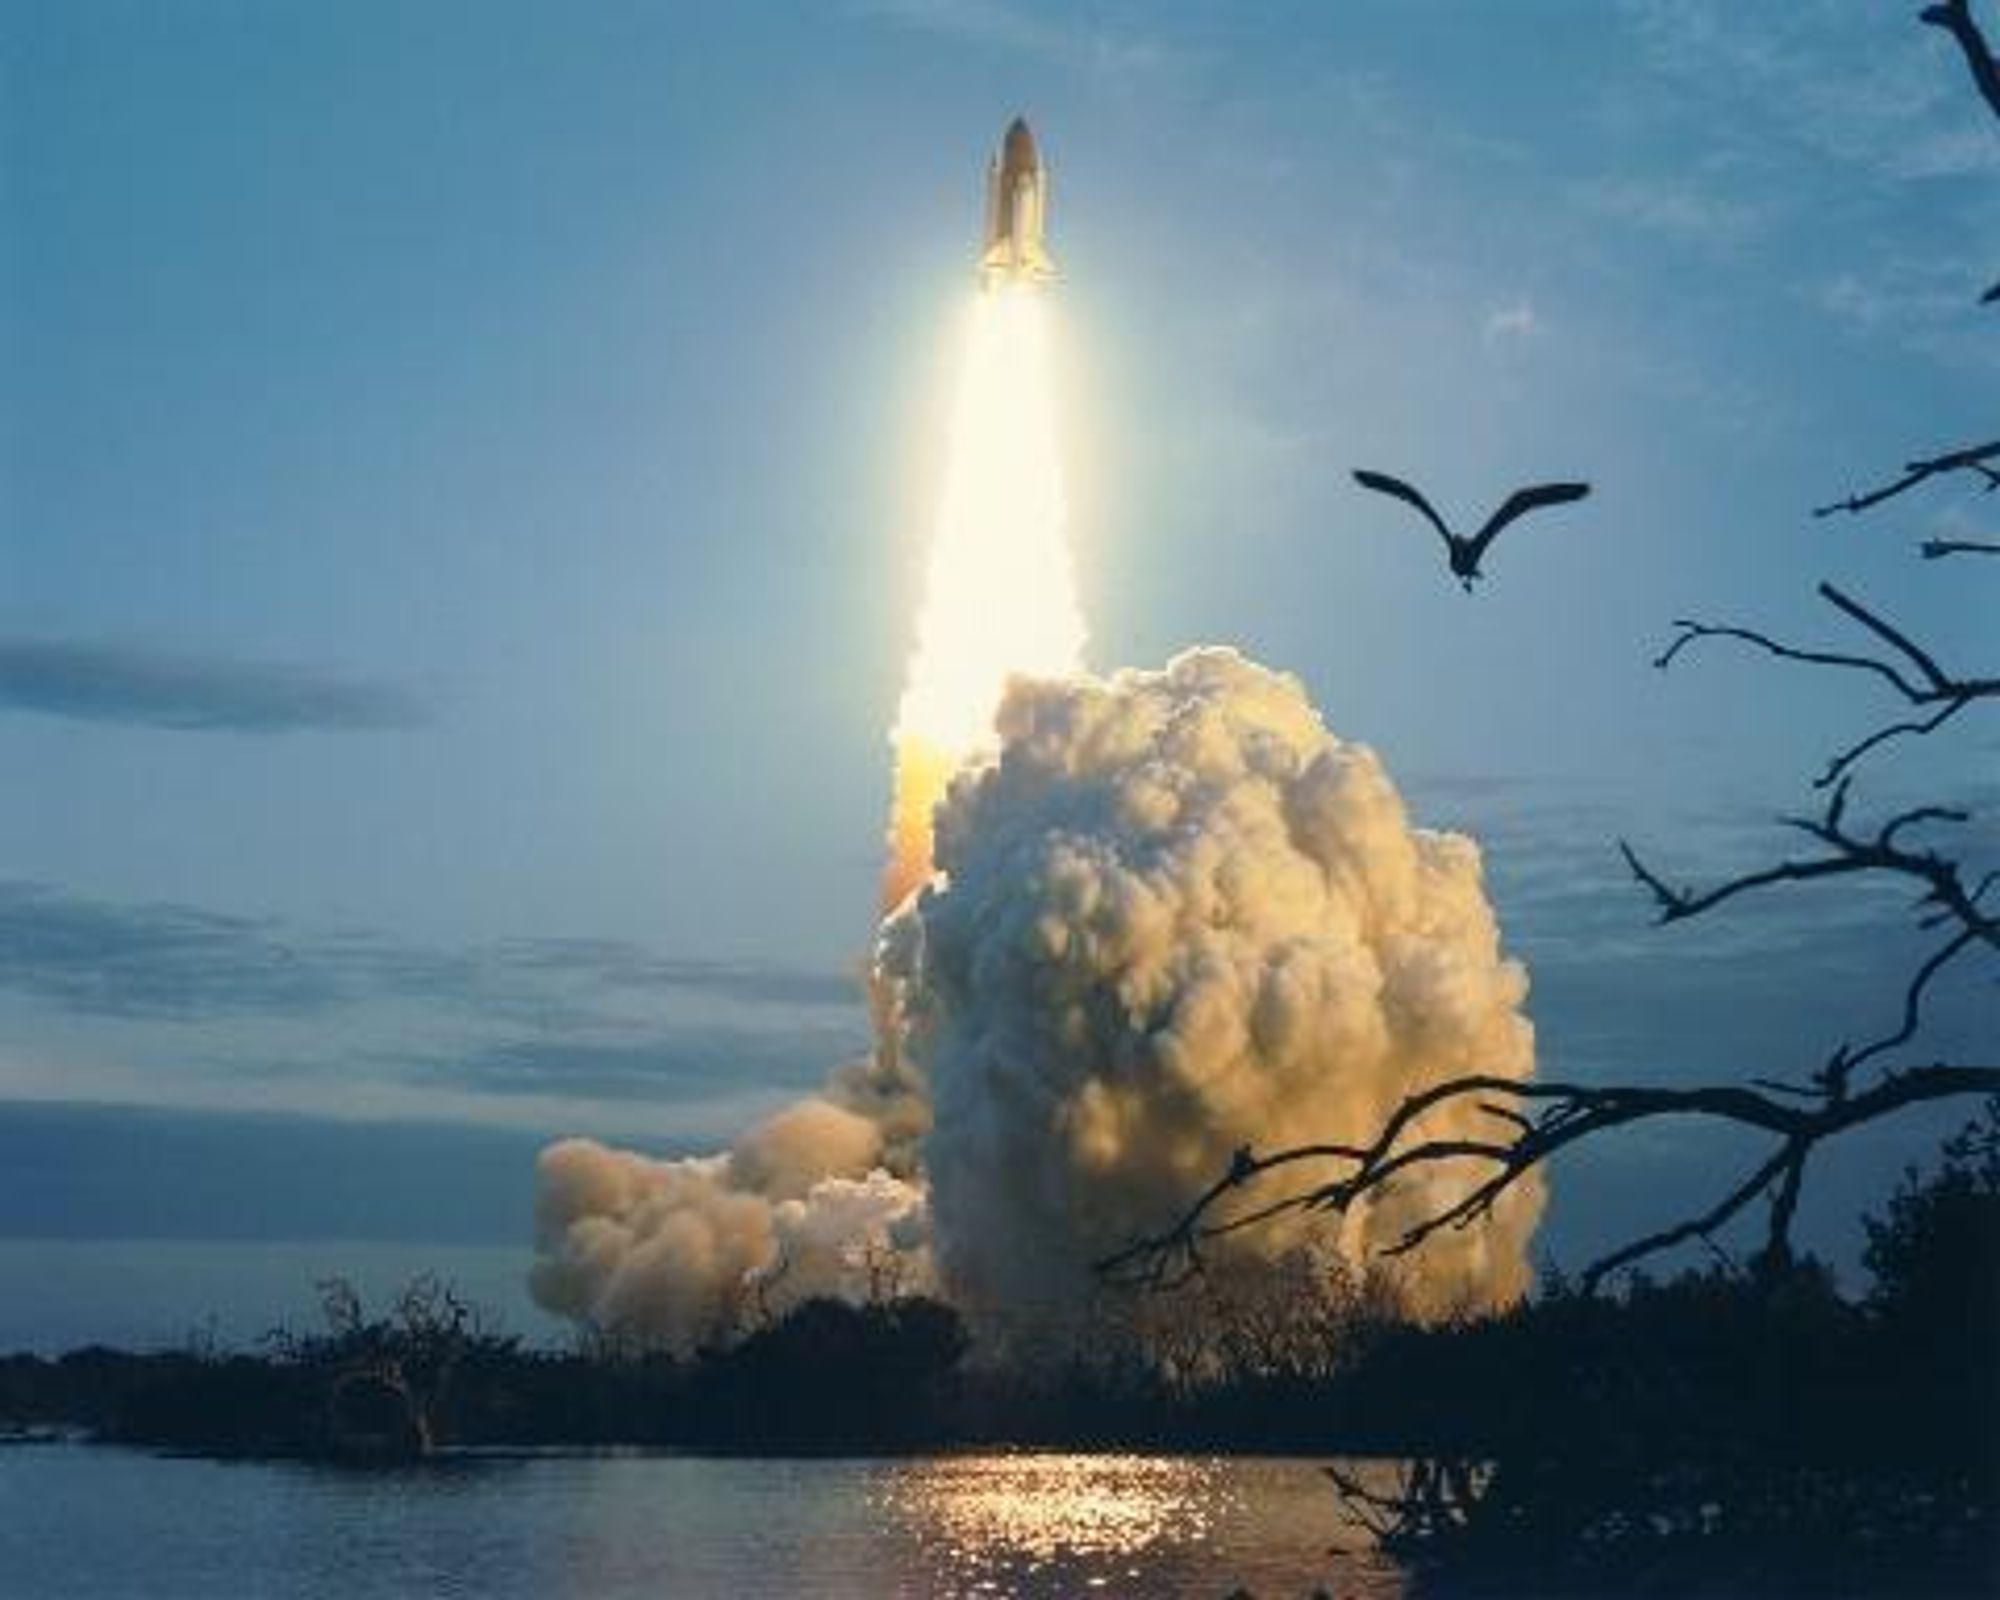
5 1103 1992 1480
1328 1100 2000 1596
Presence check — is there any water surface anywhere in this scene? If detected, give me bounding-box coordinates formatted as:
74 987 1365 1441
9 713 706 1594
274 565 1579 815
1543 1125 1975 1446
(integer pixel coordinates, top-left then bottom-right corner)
2 1443 1409 1598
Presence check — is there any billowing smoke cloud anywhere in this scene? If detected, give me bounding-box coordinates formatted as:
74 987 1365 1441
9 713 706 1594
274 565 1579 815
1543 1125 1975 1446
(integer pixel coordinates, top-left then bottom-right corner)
878 648 1541 1323
530 648 1540 1348
530 1099 931 1353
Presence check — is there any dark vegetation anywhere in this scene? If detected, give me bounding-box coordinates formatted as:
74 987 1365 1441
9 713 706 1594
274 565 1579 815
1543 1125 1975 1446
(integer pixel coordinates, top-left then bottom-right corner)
0 1127 1988 1600
3 1108 1992 1491
1329 1107 2000 1596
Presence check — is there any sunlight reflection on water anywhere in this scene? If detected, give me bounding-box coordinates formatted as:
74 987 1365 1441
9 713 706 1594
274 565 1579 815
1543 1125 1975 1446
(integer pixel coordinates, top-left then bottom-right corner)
876 1452 1408 1598
886 1454 1213 1589
1 1443 1411 1599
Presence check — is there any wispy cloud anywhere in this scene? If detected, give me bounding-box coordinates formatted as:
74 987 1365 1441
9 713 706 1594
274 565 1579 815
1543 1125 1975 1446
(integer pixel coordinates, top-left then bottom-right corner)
0 639 424 734
0 879 872 1114
0 880 863 1024
854 0 1184 83
1573 175 1765 246
0 882 342 1019
1811 254 2000 365
1482 298 1540 345
1622 0 2000 182
423 1026 864 1103
495 938 860 1010
1611 4 2000 363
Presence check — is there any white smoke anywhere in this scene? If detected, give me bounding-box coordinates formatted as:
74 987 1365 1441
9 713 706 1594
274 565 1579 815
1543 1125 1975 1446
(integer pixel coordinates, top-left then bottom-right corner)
530 648 1540 1349
529 1100 931 1354
876 647 1541 1324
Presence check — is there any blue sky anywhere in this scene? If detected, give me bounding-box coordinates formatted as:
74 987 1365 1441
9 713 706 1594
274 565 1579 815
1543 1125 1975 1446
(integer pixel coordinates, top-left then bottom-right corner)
2 0 1994 1345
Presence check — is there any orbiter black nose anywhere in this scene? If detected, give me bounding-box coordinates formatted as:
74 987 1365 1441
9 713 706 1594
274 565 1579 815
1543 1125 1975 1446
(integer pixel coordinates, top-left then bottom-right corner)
1003 117 1038 167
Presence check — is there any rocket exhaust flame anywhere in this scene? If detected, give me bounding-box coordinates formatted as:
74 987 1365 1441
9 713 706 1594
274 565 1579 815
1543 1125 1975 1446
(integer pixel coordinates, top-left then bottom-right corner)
882 185 1083 906
896 288 1079 756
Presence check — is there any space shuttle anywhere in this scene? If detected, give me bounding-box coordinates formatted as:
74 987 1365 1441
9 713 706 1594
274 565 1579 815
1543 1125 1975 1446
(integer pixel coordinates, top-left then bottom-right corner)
980 117 1056 289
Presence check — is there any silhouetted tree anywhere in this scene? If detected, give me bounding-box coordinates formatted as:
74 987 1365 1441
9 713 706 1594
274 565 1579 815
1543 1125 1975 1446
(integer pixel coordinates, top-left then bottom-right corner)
1105 4 1998 1299
1864 1096 2000 1322
1859 1097 2000 1473
265 1273 514 1458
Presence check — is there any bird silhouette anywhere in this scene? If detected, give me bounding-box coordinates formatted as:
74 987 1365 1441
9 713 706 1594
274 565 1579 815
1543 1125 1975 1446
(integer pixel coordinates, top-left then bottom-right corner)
1352 469 1590 590
1226 1144 1257 1186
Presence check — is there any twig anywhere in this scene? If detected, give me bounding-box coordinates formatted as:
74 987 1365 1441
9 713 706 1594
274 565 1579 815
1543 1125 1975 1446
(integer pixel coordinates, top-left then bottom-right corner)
1922 537 2000 558
1100 1064 2000 1296
1621 785 1996 955
1654 584 1999 784
1813 440 2000 518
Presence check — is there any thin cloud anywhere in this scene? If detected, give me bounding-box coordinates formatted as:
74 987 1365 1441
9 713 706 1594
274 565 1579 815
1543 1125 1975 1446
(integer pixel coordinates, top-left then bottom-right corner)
1622 0 2000 182
0 879 865 1029
0 639 424 734
1811 257 2000 366
855 0 1183 83
1482 298 1540 345
1573 175 1764 246
0 882 340 1019
423 1027 865 1103
496 937 861 1010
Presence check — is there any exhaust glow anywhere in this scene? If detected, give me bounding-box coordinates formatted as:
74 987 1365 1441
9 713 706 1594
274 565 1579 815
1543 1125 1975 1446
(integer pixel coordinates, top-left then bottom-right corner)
884 286 1086 907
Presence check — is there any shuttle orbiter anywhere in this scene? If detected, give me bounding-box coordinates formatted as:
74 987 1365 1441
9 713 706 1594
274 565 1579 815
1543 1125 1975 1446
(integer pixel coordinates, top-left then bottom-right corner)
980 118 1055 288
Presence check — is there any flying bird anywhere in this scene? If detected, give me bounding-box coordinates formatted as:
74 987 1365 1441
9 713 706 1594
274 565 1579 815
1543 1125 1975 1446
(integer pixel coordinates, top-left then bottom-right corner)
1351 469 1591 590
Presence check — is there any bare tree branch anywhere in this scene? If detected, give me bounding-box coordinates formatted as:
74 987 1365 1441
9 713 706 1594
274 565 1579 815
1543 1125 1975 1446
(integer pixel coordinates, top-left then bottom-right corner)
1620 783 1997 951
1625 783 1995 1106
1812 440 2000 517
1100 1065 2000 1295
1817 583 1959 686
1654 584 1999 784
1836 926 1983 1084
1323 1459 1489 1546
1581 1144 1799 1289
1922 537 2000 558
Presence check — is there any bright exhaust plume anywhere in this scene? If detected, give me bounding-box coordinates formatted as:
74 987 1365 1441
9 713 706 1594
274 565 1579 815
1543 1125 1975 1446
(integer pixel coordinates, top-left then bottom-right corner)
883 286 1085 908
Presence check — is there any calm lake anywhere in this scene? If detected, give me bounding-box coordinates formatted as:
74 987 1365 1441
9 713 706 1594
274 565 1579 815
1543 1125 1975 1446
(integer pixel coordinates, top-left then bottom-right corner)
3 1442 1410 1598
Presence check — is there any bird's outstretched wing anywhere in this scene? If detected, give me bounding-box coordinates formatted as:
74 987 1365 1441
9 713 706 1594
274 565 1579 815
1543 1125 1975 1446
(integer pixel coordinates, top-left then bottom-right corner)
1464 481 1591 567
1352 468 1456 556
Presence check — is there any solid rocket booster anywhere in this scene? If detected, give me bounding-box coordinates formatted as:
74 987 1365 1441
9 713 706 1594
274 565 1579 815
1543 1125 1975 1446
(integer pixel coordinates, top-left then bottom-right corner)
980 117 1055 288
